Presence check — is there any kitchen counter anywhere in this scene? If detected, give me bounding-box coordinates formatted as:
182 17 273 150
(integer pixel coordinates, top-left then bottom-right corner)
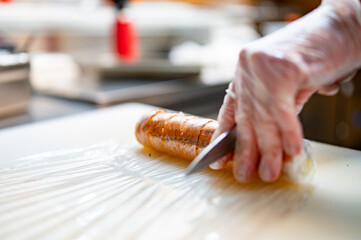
0 93 95 130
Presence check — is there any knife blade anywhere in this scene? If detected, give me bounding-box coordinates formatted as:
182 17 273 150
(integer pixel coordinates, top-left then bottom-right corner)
185 127 237 176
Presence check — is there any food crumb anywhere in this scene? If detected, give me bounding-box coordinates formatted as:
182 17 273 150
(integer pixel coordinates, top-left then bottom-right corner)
149 153 151 157
347 164 349 166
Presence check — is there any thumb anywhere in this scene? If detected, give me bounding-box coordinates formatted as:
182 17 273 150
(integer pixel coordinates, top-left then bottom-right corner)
210 82 236 170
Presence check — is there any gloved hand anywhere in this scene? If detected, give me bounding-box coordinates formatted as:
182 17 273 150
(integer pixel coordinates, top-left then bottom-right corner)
211 0 361 182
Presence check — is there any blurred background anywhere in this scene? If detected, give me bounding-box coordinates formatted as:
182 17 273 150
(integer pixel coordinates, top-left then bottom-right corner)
1 0 361 150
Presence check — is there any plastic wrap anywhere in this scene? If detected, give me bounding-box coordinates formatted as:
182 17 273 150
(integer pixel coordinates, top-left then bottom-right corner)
0 141 311 240
1 141 359 240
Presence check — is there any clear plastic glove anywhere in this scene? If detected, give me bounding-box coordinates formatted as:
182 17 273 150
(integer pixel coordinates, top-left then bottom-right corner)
211 0 361 182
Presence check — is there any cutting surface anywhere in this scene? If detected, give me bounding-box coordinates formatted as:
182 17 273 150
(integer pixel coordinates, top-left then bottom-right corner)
0 103 360 240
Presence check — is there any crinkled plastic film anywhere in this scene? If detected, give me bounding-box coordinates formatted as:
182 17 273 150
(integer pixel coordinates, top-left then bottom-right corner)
0 141 316 240
1 141 359 240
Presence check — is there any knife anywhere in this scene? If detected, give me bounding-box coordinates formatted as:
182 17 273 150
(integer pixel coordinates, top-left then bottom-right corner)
185 127 237 176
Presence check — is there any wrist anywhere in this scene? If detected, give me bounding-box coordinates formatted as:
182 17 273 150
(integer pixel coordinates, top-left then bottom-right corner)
322 0 361 25
320 0 361 60
286 1 361 87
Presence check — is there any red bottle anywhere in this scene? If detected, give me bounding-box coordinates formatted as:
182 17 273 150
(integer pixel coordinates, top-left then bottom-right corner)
114 13 139 63
113 0 139 63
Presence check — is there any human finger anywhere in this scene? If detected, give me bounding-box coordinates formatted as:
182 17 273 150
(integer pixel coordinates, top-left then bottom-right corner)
209 82 236 170
232 112 259 183
252 102 283 182
317 83 340 96
318 71 356 96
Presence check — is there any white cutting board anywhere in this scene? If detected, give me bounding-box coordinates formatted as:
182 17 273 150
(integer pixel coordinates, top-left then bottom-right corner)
0 103 361 240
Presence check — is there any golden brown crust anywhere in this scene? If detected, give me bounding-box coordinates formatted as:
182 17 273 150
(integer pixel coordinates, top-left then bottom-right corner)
135 109 166 147
147 112 177 152
162 113 191 158
196 120 218 155
179 117 210 159
135 109 216 160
